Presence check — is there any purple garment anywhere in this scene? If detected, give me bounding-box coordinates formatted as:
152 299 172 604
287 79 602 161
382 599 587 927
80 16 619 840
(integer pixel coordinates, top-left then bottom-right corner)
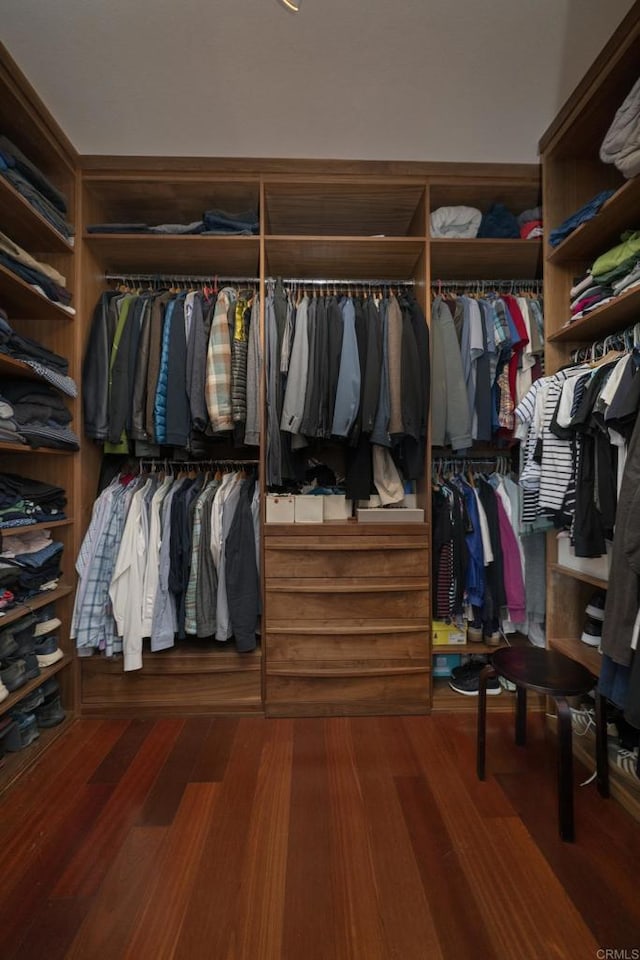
495 496 526 622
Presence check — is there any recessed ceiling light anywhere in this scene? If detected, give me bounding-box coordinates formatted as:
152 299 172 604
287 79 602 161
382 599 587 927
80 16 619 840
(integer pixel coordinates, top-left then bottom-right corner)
277 0 301 11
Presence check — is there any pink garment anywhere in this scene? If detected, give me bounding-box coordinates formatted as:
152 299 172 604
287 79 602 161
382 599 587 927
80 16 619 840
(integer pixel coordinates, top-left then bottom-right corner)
495 495 526 622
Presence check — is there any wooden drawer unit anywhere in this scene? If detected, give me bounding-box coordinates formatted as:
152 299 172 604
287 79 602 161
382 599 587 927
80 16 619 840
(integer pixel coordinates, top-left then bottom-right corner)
265 535 429 578
266 578 429 621
265 665 431 717
264 525 431 716
266 622 429 663
80 648 262 717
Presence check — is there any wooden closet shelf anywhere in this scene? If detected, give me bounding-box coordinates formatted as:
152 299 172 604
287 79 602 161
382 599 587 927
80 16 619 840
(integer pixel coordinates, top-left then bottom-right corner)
0 177 74 254
0 518 73 537
0 264 74 322
0 584 73 630
0 656 69 719
0 352 74 385
264 237 424 280
0 441 76 456
547 286 640 343
550 562 608 590
430 238 542 280
548 636 602 676
265 522 429 536
83 234 260 275
429 180 541 214
263 181 427 237
546 178 640 265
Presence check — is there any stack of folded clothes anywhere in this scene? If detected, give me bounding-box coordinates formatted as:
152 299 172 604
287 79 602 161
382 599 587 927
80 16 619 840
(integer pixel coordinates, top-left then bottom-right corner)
430 205 482 237
0 531 63 601
567 231 640 324
518 206 543 239
549 190 616 248
477 202 521 238
87 207 260 236
0 379 79 450
0 472 67 528
0 230 74 312
0 307 77 397
0 393 26 446
600 77 640 180
0 134 73 242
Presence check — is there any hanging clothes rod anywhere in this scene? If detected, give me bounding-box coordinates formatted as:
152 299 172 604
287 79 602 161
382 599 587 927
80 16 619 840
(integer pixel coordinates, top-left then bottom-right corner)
570 320 640 364
267 277 416 286
430 278 542 289
105 273 260 284
138 458 259 468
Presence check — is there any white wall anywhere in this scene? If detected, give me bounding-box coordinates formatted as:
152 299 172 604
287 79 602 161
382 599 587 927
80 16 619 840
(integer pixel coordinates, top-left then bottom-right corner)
1 0 635 161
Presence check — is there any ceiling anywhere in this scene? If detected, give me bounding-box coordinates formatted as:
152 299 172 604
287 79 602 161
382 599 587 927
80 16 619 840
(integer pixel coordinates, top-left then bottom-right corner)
1 0 635 163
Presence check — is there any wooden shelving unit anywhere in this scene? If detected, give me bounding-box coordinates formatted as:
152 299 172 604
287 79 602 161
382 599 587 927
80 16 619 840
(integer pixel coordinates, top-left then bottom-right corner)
547 286 640 344
430 238 542 280
546 177 640 265
0 43 79 790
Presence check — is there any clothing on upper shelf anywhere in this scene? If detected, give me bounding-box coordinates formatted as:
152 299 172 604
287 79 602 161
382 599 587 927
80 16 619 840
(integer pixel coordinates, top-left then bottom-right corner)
0 307 77 397
0 134 73 241
548 190 616 248
430 206 482 238
562 233 640 327
83 285 261 456
0 529 63 602
477 203 520 239
431 289 544 450
0 379 79 451
72 465 260 670
87 208 259 236
0 473 66 528
265 280 430 502
432 464 544 643
0 231 73 311
600 75 640 180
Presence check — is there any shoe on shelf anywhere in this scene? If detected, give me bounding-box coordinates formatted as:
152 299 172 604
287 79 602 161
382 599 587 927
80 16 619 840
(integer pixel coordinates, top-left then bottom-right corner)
0 677 8 703
8 711 40 749
0 629 18 660
17 686 46 713
33 604 62 638
0 717 21 754
449 669 501 697
38 677 59 699
34 634 63 668
35 693 65 729
450 657 489 680
484 630 502 647
0 658 27 692
580 617 602 647
467 621 483 643
585 592 607 622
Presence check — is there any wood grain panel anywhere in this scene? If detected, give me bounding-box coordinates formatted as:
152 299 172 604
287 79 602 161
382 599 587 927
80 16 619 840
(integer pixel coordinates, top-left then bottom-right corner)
430 239 542 280
64 826 167 960
80 667 262 715
429 179 541 214
83 177 260 224
52 719 183 898
172 719 269 960
264 181 426 236
122 784 219 960
348 720 445 959
405 718 599 958
266 627 429 662
266 580 429 620
266 670 430 717
264 237 424 280
266 542 429 578
0 176 74 252
547 286 640 344
84 234 260 275
324 718 389 960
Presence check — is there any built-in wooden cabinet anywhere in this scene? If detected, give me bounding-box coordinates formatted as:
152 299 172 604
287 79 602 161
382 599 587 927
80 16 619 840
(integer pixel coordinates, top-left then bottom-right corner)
0 47 79 789
539 4 640 812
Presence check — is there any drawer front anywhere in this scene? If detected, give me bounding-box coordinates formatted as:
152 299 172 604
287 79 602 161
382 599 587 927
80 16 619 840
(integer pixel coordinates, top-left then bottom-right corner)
266 626 429 663
265 668 430 717
265 578 429 621
265 536 428 579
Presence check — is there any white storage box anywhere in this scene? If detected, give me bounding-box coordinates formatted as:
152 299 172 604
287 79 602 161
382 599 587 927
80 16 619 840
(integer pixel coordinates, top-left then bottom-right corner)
266 493 295 523
294 495 324 523
322 495 353 520
557 535 610 581
357 507 424 523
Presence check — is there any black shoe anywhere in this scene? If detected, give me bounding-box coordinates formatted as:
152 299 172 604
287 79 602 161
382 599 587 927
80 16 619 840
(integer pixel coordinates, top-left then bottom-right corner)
449 670 501 697
585 592 606 622
450 658 488 681
580 617 602 647
35 693 65 728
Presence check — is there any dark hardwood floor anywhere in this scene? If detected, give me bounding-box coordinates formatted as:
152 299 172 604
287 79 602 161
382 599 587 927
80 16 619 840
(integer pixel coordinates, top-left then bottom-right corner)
1 712 639 959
